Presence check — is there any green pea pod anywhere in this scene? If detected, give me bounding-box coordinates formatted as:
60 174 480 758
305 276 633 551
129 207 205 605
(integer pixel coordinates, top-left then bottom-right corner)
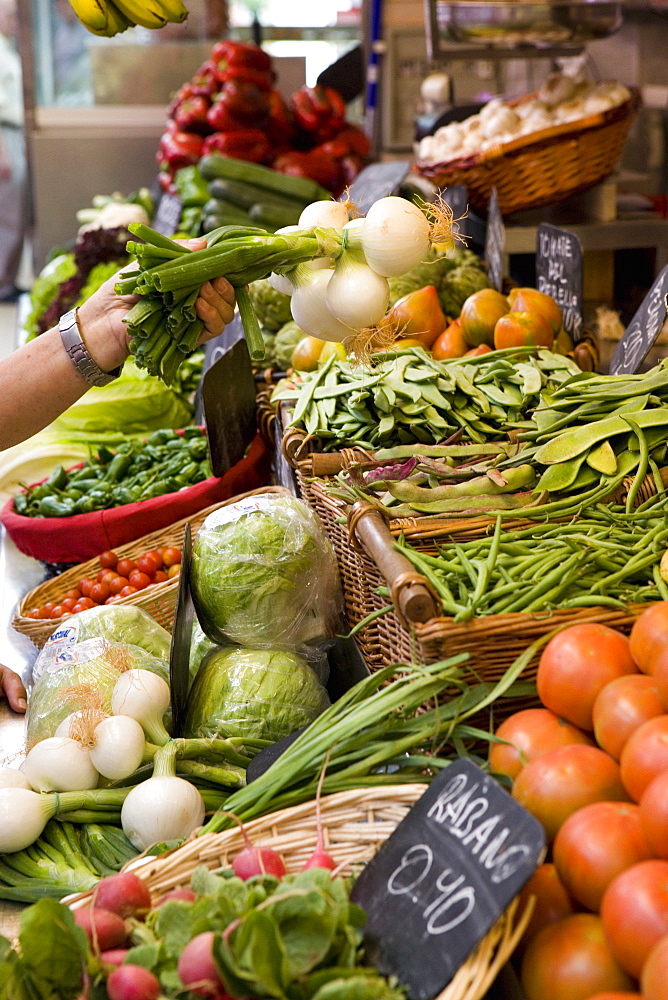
586 440 618 476
536 454 587 493
534 409 668 465
388 463 537 503
405 491 538 514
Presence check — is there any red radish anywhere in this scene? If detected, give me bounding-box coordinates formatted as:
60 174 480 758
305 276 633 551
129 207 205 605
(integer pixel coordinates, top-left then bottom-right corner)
74 907 128 951
101 948 129 967
93 871 152 918
154 887 197 907
225 812 286 880
302 753 336 871
106 964 161 1000
177 931 227 997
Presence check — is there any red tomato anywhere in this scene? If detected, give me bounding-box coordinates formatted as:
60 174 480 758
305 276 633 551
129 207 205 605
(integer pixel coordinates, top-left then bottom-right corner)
152 570 168 585
98 550 119 570
78 578 95 598
41 602 55 614
128 570 151 591
60 598 77 612
536 624 638 731
489 708 593 781
25 608 41 620
97 568 116 584
629 602 668 673
35 606 53 619
72 597 96 612
167 564 181 579
511 744 628 843
600 859 668 978
619 714 668 801
146 549 164 570
649 647 668 710
516 863 575 951
89 581 111 605
638 770 668 858
520 913 634 1000
119 585 138 598
592 674 664 761
50 605 66 618
553 801 652 912
494 310 554 350
109 576 129 596
162 547 182 568
641 934 668 1000
64 588 82 601
116 559 137 579
105 596 119 605
135 553 158 576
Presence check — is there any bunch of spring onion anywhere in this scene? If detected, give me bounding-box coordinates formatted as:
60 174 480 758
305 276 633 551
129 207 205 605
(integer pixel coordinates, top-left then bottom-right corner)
116 196 454 383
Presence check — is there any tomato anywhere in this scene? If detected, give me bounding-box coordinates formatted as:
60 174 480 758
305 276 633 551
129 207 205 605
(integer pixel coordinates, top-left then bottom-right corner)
629 602 668 673
98 550 119 570
162 547 182 568
639 770 668 858
119 585 138 598
592 674 664 760
459 288 509 347
145 550 164 570
291 335 326 372
600 859 668 978
89 581 111 605
516 863 575 951
489 708 593 781
536 624 638 731
78 578 95 598
553 801 652 912
35 606 52 619
494 310 554 350
72 597 96 612
648 647 668 710
116 559 137 579
511 744 628 843
136 553 159 576
50 605 66 618
431 319 468 360
507 287 563 333
64 588 82 601
128 570 151 591
520 913 634 1000
619 714 668 801
97 568 116 584
386 285 447 348
152 570 169 585
25 608 41 620
641 934 668 1000
463 344 492 358
109 576 129 596
167 564 181 579
60 598 77 612
41 602 55 615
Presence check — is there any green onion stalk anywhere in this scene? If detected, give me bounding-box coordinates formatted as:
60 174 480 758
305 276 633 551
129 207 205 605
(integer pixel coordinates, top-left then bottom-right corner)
116 222 346 383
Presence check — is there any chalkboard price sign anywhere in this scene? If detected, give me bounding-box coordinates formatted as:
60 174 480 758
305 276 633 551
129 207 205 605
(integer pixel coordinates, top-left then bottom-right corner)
609 264 668 376
484 189 505 293
344 161 412 215
168 522 193 737
153 192 182 236
350 759 546 1000
535 223 583 340
200 336 258 478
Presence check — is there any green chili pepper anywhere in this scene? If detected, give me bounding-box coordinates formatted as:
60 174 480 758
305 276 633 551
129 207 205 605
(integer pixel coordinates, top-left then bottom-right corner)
38 497 77 518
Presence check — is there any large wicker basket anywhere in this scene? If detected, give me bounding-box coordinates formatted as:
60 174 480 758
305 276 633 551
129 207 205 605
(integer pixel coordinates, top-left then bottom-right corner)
66 785 533 1000
413 90 640 216
11 486 291 648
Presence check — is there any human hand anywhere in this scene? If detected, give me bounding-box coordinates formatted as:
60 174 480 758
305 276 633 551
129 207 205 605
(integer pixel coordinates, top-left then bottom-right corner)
0 665 27 713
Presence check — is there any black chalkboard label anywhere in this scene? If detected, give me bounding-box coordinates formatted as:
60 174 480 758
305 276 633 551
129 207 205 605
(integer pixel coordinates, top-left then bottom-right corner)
169 522 193 737
350 759 546 1000
484 189 504 293
609 264 668 376
535 223 583 341
345 161 412 215
201 337 258 478
440 184 469 241
153 192 182 236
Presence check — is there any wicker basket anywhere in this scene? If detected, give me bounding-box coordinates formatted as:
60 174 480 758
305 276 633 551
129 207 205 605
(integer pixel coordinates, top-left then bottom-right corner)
11 485 291 649
66 785 533 1000
413 90 640 216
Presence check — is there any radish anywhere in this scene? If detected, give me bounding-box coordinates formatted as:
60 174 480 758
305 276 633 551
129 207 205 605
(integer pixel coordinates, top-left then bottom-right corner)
154 887 197 907
101 948 129 967
177 931 227 997
302 756 336 871
74 907 128 952
106 964 161 1000
227 811 286 880
93 871 152 918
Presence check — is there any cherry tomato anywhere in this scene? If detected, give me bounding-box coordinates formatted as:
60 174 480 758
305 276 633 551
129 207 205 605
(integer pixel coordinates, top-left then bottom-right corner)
601 859 668 978
511 744 628 843
553 801 652 912
619 714 668 801
109 576 129 596
104 596 119 605
641 934 668 1000
162 547 182 568
145 549 163 570
537 624 638 731
89 581 111 604
72 597 96 612
25 608 41 620
119 585 138 598
489 708 593 781
78 579 95 597
98 550 119 570
520 913 634 1000
152 570 168 585
36 607 53 619
592 674 664 761
60 598 77 612
128 570 151 591
97 568 116 583
49 605 66 619
41 602 55 614
167 564 181 579
516 863 575 952
639 770 668 859
629 601 668 673
64 588 82 601
116 559 137 579
136 553 158 576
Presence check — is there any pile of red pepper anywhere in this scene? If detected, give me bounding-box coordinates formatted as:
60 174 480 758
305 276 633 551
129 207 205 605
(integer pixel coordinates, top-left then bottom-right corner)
157 39 370 197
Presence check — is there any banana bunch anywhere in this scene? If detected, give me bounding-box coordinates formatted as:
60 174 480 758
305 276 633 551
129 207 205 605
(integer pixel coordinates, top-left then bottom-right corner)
67 0 188 36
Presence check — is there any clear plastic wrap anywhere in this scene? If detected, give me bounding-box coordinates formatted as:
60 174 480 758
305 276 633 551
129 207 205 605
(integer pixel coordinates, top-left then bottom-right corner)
190 492 344 655
184 645 331 743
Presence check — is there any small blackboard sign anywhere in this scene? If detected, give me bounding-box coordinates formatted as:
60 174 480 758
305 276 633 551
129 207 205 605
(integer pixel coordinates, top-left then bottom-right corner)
201 336 258 478
153 192 183 236
344 161 412 215
439 184 469 240
609 264 668 376
535 223 583 341
350 759 545 1000
484 189 504 293
169 522 193 737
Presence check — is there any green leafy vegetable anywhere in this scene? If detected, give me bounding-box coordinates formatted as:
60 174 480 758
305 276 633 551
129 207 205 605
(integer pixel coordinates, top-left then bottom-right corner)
0 899 89 1000
24 253 77 341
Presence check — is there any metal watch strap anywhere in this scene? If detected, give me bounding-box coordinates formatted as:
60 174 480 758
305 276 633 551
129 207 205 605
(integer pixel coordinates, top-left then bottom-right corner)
58 308 123 387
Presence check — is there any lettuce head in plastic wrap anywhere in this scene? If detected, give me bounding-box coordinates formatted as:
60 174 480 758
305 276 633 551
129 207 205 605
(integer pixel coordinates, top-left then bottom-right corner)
190 492 343 651
184 646 330 742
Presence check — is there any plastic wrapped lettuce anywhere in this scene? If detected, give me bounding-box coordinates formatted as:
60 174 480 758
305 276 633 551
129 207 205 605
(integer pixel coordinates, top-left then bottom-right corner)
184 646 330 743
190 492 343 653
30 604 171 686
189 618 218 688
26 639 170 744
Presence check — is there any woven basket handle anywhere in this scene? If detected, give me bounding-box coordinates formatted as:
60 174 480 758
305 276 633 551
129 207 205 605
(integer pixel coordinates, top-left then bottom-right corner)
348 501 440 626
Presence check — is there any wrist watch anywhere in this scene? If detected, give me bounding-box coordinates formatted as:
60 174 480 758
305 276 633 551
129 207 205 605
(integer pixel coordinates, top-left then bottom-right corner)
59 308 123 387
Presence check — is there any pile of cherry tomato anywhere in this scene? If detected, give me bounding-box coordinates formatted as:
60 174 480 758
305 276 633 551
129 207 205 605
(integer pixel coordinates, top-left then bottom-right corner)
25 546 182 621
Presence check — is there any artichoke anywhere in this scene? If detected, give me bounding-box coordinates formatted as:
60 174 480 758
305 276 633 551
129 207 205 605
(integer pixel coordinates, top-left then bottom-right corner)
439 264 491 318
248 278 293 332
274 321 307 370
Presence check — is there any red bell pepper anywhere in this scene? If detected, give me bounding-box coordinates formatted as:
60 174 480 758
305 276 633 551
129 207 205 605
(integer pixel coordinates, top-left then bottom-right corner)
216 65 275 91
172 95 212 134
202 130 271 164
211 40 272 73
272 149 343 194
266 88 296 146
189 60 219 98
329 125 371 158
156 129 204 171
291 85 346 136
